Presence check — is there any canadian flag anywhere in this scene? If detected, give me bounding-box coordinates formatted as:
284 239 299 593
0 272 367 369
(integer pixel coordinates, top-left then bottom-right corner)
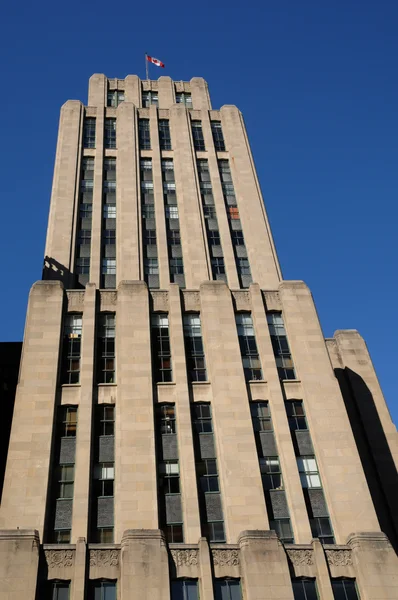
147 55 165 68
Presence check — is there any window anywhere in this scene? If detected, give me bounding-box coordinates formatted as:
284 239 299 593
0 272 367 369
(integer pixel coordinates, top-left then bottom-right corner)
56 464 74 499
144 230 157 245
94 462 114 497
142 205 155 219
76 258 90 275
270 518 294 544
83 118 96 148
59 406 77 437
214 579 242 600
107 90 124 107
89 581 116 600
260 457 283 490
236 314 262 381
291 578 318 600
104 157 116 171
170 258 184 275
104 118 116 149
165 205 179 219
211 258 225 276
47 581 70 600
175 92 192 107
236 258 251 276
208 230 221 246
310 517 334 545
162 158 174 171
80 203 92 219
81 179 93 192
197 458 219 492
96 313 115 384
222 182 236 199
231 230 245 246
103 205 116 219
141 181 154 192
103 180 116 194
61 314 82 384
183 314 207 381
152 316 172 383
82 156 94 172
102 259 116 275
142 90 158 107
139 119 151 149
159 460 180 493
168 230 181 245
218 159 232 180
228 206 240 220
192 403 212 433
191 121 205 151
103 230 116 245
285 401 307 431
297 457 321 488
171 580 199 600
250 402 272 432
331 579 360 600
163 182 176 193
145 258 159 275
159 119 172 150
140 158 153 173
204 206 217 219
97 405 114 436
159 403 176 434
211 121 226 151
267 313 296 379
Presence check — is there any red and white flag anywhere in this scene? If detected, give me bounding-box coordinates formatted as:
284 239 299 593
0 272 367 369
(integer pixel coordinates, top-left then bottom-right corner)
146 55 165 68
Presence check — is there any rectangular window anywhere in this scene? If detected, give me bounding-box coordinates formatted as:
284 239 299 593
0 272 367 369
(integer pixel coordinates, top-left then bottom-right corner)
291 578 318 600
310 517 334 545
250 402 272 432
104 118 116 149
236 258 251 276
92 406 115 543
96 314 115 384
228 206 240 220
81 179 93 192
267 313 296 379
165 205 179 219
139 119 151 149
171 580 199 600
107 90 124 107
159 403 176 434
89 581 116 600
191 121 206 151
99 405 115 436
142 205 155 219
76 257 90 275
260 457 283 490
59 406 77 438
80 203 93 219
192 403 212 433
170 258 184 275
168 230 181 246
159 119 172 150
47 581 70 600
56 464 74 499
204 206 217 219
103 205 116 219
144 258 159 275
231 230 245 246
285 401 308 431
151 314 172 382
270 519 294 544
175 92 192 107
142 90 158 107
103 230 116 245
104 157 116 172
78 230 91 245
82 156 94 172
297 457 321 489
144 230 157 245
103 180 116 194
183 314 207 382
61 314 82 384
214 579 242 600
211 258 225 276
208 230 221 246
83 117 96 148
211 121 226 151
331 579 359 600
159 460 180 493
102 258 116 275
197 458 220 493
236 314 262 381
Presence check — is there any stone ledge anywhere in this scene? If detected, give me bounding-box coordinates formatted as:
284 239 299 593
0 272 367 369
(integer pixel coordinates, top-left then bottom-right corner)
0 529 40 542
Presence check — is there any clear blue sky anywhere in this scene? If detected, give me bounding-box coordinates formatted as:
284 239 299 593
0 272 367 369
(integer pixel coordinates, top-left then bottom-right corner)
1 1 397 423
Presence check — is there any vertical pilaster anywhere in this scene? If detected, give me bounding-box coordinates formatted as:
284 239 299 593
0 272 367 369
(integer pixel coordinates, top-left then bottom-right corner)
125 74 141 106
200 281 268 541
158 76 175 108
198 537 214 600
71 284 96 540
71 537 87 600
313 539 334 600
190 78 211 110
0 529 40 600
88 74 107 108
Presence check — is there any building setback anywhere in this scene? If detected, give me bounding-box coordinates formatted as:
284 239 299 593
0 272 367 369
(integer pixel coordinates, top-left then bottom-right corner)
0 74 397 600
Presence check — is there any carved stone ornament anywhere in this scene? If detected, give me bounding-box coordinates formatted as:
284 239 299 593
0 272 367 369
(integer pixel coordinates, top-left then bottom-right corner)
89 549 119 567
286 549 314 566
212 549 240 567
170 549 198 567
45 549 74 569
325 550 353 567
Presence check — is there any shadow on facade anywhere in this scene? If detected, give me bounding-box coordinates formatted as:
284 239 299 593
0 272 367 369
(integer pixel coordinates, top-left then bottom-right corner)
334 367 398 553
42 256 76 288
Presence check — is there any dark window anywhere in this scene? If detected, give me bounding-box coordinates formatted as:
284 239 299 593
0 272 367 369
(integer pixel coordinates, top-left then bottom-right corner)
80 203 92 219
171 580 199 600
103 205 116 219
94 462 114 498
103 180 116 194
55 464 74 499
267 313 296 379
214 579 242 600
165 523 184 543
104 157 116 171
144 258 158 275
103 230 116 246
183 314 207 381
83 118 96 148
89 580 116 600
61 314 82 384
159 404 176 434
107 90 124 107
165 205 179 219
331 579 360 600
142 205 155 219
96 528 114 544
82 156 94 172
285 401 307 431
139 119 151 149
78 230 91 245
159 460 180 494
104 118 116 149
142 90 158 107
76 257 90 275
59 406 77 438
151 315 172 383
236 258 251 276
197 458 220 492
47 581 70 600
270 518 294 544
211 121 226 151
96 314 115 384
291 578 318 600
53 530 71 544
159 119 172 150
310 517 334 545
175 92 192 107
204 205 217 219
211 258 225 276
192 403 212 433
236 314 262 381
170 258 184 275
260 457 283 490
250 402 272 432
144 230 157 245
168 230 181 245
231 230 245 246
191 121 205 151
99 405 115 436
208 230 221 246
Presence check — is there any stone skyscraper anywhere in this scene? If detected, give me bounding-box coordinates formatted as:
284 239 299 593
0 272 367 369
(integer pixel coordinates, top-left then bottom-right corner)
0 74 397 600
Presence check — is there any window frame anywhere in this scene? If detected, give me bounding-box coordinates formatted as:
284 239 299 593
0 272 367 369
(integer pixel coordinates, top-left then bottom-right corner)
138 119 151 149
211 121 226 151
191 120 206 151
152 316 173 383
104 118 116 149
183 314 207 382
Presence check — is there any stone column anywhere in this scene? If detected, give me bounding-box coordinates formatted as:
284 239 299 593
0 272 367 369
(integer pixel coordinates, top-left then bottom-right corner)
313 539 334 600
158 76 175 108
190 78 211 110
125 75 141 106
198 537 214 600
71 537 87 600
88 74 107 108
121 530 170 600
238 530 293 600
0 529 40 600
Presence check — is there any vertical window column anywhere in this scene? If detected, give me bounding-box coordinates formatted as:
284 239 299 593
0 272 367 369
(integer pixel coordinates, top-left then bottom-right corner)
141 158 159 288
192 404 226 542
250 402 294 543
61 314 82 384
75 157 94 287
236 314 262 381
159 119 172 150
267 313 296 379
218 160 252 287
102 158 116 289
211 121 226 151
183 314 207 382
96 313 116 384
285 400 335 544
104 118 116 149
91 406 115 543
162 159 185 287
49 406 78 543
191 120 206 151
157 404 183 542
139 119 151 149
151 314 172 382
197 160 226 282
83 117 96 149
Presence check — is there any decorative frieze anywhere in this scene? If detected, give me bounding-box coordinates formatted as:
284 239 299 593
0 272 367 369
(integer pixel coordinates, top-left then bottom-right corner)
45 549 74 569
170 548 198 567
182 291 200 312
89 549 119 567
286 549 314 566
66 291 85 309
325 549 353 567
212 549 240 567
232 291 251 311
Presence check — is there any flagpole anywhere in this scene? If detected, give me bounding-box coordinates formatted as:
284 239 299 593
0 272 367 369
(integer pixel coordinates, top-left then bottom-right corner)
145 53 149 80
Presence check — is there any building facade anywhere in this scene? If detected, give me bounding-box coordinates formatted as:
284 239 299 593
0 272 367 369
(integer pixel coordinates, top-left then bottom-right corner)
0 74 397 600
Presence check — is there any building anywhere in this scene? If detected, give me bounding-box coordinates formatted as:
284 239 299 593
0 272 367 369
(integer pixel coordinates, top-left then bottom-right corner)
0 74 397 600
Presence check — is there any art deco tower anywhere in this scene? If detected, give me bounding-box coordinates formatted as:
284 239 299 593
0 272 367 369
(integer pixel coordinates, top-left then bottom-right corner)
0 74 397 600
